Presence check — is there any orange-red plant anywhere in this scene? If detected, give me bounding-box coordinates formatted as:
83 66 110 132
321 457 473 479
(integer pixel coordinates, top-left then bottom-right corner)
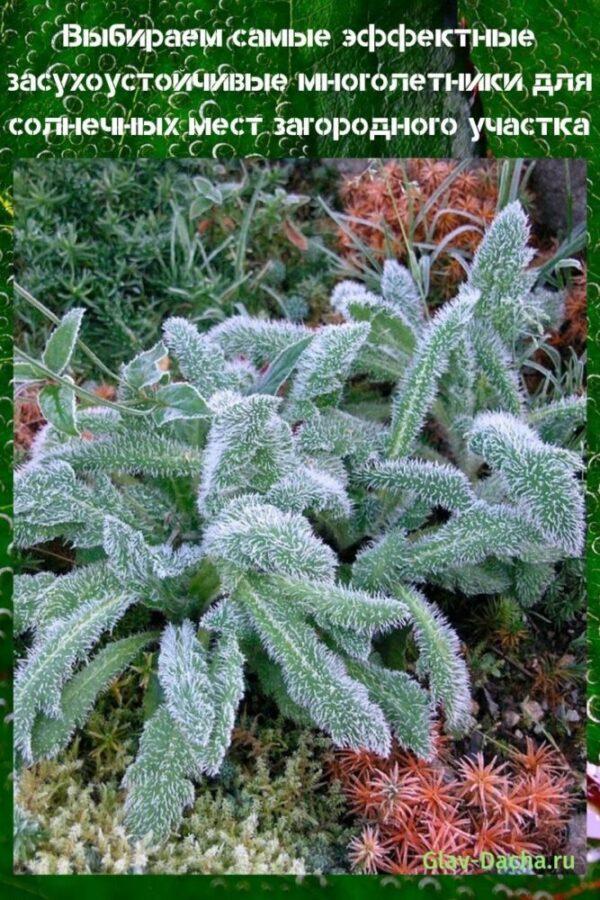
339 160 501 298
550 266 587 355
15 385 44 452
335 738 575 874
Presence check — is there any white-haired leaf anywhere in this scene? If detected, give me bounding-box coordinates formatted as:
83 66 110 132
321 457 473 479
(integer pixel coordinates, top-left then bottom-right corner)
158 621 214 748
239 579 391 755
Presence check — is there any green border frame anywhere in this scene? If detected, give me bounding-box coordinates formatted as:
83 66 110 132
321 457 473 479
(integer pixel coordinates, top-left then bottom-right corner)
1 0 599 895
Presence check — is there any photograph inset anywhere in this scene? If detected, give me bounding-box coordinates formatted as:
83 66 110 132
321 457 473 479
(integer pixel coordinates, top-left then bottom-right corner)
13 158 586 875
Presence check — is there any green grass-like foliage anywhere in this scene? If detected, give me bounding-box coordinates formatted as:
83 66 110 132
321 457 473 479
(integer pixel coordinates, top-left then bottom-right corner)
14 160 334 369
14 202 584 844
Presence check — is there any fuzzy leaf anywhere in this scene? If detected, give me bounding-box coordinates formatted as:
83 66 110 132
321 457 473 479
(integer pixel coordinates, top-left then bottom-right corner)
123 706 198 843
15 586 136 761
46 428 203 477
331 281 416 360
158 621 214 748
30 631 158 760
398 587 472 736
388 289 477 458
14 573 55 636
361 458 476 512
469 412 584 556
163 317 231 396
469 201 536 339
513 560 555 607
212 316 309 367
381 260 425 330
288 322 370 410
103 517 157 587
470 321 523 414
353 500 541 588
345 657 433 758
262 574 408 636
266 467 351 519
296 408 386 464
42 308 84 375
15 461 143 549
528 396 586 448
324 625 373 661
202 498 336 582
198 624 245 775
199 392 295 516
239 579 391 755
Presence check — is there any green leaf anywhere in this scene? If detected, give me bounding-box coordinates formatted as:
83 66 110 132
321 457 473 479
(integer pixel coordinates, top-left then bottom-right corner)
153 382 210 426
102 517 161 590
15 585 136 761
345 657 433 759
30 631 158 760
348 299 415 356
158 621 214 748
120 342 167 394
13 359 45 383
38 383 79 436
239 578 391 755
252 335 313 395
192 176 223 205
42 308 84 375
123 706 198 843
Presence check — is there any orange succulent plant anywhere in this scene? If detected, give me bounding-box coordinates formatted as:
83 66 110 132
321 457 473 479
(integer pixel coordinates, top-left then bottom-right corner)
335 739 575 874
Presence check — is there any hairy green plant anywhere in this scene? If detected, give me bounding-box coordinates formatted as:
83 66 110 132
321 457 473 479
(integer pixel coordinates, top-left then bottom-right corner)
14 202 584 844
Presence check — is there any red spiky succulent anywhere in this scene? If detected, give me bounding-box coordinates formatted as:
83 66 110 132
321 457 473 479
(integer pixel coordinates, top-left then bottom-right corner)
335 736 576 875
411 768 459 816
367 763 418 823
347 825 387 874
519 769 573 823
490 781 532 828
335 747 385 782
512 737 565 776
456 753 509 809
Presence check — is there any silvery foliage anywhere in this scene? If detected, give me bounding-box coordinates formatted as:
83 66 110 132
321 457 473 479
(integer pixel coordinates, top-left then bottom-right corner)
14 202 584 843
